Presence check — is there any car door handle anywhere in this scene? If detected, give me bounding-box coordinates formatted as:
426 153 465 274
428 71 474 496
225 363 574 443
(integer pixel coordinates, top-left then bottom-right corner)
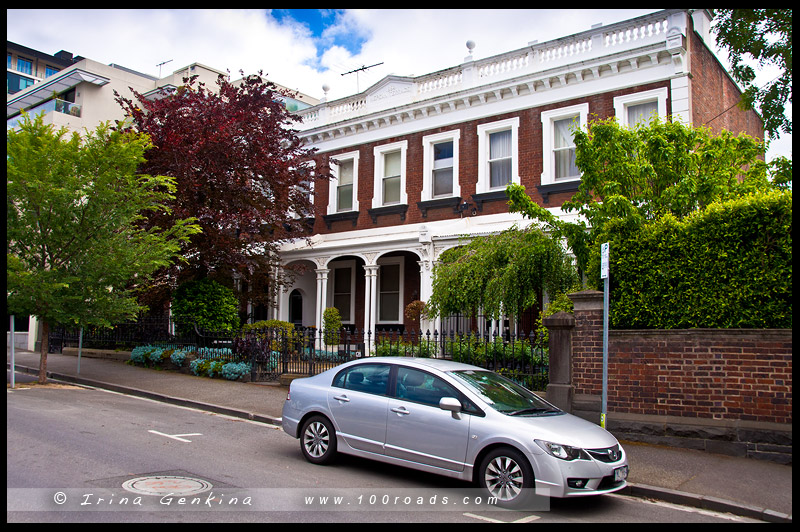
333 395 350 402
391 406 410 415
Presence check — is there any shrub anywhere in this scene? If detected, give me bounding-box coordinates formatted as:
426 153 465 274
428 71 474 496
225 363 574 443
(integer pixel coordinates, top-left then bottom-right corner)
130 345 154 365
322 307 342 345
404 300 428 321
240 319 300 352
147 347 168 365
172 278 240 332
222 361 251 381
374 339 436 358
604 190 792 328
208 360 225 378
190 358 225 377
170 349 188 367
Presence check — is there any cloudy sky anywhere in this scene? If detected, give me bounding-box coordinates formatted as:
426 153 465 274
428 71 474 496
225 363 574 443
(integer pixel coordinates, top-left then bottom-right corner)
7 9 790 159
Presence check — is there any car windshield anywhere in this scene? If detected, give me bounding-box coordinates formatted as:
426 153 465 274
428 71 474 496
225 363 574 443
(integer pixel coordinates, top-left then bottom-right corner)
449 370 562 416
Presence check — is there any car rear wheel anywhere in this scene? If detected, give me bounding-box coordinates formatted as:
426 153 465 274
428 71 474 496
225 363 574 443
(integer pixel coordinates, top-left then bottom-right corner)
478 447 535 508
300 415 337 465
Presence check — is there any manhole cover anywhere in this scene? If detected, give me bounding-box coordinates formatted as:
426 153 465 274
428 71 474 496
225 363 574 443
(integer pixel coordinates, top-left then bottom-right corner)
121 475 213 496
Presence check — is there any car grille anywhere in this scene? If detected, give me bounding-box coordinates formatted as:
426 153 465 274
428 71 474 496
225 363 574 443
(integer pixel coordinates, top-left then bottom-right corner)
597 474 625 491
586 445 622 463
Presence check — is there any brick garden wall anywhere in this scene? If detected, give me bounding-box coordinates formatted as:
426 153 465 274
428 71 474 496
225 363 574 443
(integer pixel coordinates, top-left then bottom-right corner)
561 290 792 462
570 293 792 425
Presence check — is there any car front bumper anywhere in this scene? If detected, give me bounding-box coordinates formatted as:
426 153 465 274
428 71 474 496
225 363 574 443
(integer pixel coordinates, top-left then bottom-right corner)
533 447 629 498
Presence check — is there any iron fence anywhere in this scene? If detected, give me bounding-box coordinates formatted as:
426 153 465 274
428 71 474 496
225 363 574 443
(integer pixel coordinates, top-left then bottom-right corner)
48 316 549 390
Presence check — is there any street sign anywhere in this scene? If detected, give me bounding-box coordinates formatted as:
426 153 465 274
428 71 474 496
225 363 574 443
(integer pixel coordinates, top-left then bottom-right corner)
600 242 609 279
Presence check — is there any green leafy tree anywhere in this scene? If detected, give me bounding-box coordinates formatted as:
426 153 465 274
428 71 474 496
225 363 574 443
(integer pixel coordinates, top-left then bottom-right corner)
427 226 578 320
172 278 240 332
507 117 784 282
115 72 330 309
7 115 200 383
711 9 792 139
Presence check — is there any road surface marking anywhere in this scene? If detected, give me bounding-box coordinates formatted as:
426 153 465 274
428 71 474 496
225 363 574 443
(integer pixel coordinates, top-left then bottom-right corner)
148 430 203 443
463 512 541 523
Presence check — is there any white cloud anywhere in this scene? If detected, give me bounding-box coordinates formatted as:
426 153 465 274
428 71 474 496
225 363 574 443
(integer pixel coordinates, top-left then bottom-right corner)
7 9 789 159
9 9 659 100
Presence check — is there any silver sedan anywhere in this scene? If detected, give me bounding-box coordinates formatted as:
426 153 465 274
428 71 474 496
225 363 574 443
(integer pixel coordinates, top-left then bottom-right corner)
282 357 628 507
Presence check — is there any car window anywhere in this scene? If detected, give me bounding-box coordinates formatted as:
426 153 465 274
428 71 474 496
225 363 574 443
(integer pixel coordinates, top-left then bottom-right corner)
332 364 391 395
395 367 482 415
450 369 561 416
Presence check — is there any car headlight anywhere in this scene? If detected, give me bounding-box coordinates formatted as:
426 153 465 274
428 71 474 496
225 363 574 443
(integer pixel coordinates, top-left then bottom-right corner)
535 439 588 461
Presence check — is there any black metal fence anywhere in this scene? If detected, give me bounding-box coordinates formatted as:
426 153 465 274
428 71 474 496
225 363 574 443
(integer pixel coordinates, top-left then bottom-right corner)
49 316 549 390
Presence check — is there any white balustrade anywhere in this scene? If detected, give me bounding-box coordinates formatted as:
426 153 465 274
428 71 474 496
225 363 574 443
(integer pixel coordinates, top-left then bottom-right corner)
297 11 675 130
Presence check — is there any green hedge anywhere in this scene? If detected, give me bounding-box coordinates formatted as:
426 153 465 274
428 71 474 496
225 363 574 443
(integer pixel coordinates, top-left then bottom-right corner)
602 190 791 329
172 278 240 332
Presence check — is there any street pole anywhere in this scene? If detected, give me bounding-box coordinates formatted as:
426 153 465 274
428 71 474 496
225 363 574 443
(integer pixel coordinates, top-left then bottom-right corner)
600 242 610 429
10 315 15 388
77 327 83 374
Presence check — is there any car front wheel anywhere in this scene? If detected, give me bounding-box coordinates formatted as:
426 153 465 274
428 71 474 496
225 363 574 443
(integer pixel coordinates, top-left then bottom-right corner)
300 415 337 465
478 447 535 508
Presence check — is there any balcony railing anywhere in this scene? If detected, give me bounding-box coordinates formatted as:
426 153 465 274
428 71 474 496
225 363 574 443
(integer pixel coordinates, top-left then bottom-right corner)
7 98 82 130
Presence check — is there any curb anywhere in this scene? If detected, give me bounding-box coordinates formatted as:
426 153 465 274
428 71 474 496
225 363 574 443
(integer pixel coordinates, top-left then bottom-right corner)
8 363 283 427
622 483 791 523
8 362 791 523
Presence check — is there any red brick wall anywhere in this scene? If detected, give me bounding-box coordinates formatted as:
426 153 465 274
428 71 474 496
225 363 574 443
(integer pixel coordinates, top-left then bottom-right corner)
688 28 764 139
313 84 673 235
571 303 792 425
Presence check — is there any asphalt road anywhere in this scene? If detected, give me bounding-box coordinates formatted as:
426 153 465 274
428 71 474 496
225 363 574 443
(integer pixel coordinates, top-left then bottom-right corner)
7 382 759 523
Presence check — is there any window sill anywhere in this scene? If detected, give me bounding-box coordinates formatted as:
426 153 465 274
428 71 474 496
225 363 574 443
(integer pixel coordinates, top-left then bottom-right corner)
472 190 509 212
322 211 359 229
537 180 580 204
367 204 408 224
417 196 463 218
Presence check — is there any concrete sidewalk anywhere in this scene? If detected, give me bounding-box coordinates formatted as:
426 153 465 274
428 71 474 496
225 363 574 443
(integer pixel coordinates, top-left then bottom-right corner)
7 348 792 522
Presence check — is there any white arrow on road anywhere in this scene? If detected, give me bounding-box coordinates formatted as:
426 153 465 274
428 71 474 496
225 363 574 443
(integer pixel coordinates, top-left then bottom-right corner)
148 430 203 443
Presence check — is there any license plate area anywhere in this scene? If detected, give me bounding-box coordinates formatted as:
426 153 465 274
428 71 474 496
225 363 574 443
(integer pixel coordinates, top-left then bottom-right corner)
614 465 629 482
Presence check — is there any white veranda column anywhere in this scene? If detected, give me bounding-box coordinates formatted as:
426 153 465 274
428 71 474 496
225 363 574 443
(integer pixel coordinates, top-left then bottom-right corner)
314 268 330 332
363 264 379 345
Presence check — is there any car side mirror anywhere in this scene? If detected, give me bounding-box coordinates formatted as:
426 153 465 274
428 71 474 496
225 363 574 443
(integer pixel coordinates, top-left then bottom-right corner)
439 397 462 419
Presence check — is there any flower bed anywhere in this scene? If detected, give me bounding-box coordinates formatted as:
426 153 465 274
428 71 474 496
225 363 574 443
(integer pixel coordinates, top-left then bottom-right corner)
127 344 252 382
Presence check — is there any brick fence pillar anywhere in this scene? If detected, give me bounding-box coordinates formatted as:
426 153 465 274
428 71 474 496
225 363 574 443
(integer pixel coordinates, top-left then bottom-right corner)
567 290 605 397
544 311 575 412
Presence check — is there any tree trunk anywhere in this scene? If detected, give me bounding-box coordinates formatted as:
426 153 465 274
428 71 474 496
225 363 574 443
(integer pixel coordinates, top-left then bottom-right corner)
38 320 49 384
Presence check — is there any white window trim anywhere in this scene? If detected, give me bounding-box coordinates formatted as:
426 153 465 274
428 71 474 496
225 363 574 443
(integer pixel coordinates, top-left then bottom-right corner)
421 130 461 201
328 260 356 324
613 87 669 127
476 117 520 194
540 103 589 186
372 140 408 208
376 256 404 324
328 150 359 215
475 116 519 194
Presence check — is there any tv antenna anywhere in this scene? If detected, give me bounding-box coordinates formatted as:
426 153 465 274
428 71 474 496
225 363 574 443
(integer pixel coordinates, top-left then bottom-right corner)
156 59 173 77
341 62 383 93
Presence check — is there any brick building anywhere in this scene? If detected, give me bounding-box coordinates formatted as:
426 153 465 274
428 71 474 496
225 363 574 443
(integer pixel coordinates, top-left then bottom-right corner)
273 9 763 336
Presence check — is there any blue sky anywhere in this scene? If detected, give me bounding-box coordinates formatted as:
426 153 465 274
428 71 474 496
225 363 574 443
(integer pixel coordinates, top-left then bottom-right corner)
270 9 367 57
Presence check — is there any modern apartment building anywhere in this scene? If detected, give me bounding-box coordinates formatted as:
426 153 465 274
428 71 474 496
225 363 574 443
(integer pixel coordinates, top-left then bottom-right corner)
7 50 319 135
273 9 763 337
7 41 79 95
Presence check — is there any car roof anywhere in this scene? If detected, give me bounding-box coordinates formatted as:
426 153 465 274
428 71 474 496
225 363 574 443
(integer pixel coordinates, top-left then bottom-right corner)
347 356 481 373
